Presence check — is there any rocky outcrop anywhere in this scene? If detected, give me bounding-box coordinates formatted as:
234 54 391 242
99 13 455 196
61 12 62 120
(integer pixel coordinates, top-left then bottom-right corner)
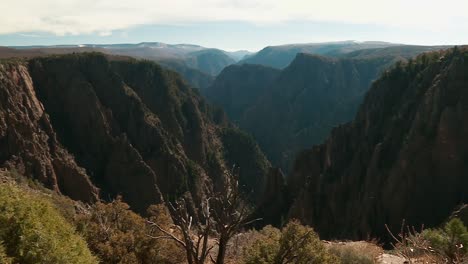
0 62 98 202
254 168 290 227
288 47 468 240
218 127 271 197
0 53 270 213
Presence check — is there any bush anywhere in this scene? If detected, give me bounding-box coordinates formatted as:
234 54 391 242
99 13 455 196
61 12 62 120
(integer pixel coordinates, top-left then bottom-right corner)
243 225 282 264
76 198 185 264
243 221 339 264
0 182 97 264
0 242 12 264
422 218 468 262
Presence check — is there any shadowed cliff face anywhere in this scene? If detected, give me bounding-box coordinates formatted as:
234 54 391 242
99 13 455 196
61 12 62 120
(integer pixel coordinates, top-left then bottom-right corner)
0 62 99 202
288 47 468 240
240 53 399 170
0 53 270 213
205 64 281 122
207 47 448 172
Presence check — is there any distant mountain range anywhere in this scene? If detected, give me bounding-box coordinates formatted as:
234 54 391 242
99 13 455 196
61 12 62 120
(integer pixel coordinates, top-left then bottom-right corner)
12 42 251 62
2 41 448 92
1 41 451 104
237 41 395 68
3 42 253 90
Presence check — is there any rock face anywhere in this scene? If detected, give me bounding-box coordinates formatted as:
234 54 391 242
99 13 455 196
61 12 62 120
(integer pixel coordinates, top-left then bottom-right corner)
0 62 98 202
205 64 280 122
254 167 290 227
209 46 450 171
158 59 214 91
241 53 400 170
288 47 468 240
183 49 236 76
0 53 270 213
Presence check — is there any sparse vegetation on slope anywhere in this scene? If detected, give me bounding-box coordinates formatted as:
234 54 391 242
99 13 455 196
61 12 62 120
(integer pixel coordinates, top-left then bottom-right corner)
0 175 98 264
76 199 184 264
422 218 468 262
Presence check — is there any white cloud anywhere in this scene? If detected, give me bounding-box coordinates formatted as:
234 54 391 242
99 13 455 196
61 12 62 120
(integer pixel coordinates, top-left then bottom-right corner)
16 33 41 37
1 0 467 35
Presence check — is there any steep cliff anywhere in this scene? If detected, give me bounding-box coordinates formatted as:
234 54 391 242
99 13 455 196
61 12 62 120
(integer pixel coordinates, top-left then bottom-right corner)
241 53 399 170
0 53 270 213
288 47 468 240
0 61 98 202
158 59 215 90
183 49 236 76
205 64 280 122
209 47 448 171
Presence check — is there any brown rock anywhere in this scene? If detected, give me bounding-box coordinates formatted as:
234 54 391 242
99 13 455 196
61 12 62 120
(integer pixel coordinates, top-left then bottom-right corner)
0 62 98 202
0 53 271 215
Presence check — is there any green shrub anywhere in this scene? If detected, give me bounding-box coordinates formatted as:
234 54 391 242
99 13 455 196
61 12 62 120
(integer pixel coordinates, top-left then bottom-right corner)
243 221 339 264
0 242 12 264
243 225 282 264
422 218 468 262
0 182 97 264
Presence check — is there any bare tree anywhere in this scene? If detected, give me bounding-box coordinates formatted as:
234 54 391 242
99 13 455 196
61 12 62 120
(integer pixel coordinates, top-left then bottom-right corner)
148 197 213 264
385 220 440 263
148 166 258 264
210 167 260 264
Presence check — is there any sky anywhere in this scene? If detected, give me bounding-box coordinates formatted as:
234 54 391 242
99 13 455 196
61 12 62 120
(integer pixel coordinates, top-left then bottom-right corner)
1 0 468 51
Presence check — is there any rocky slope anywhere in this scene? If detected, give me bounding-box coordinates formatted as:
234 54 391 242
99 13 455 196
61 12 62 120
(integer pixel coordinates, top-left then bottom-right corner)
204 64 280 122
0 53 270 213
182 49 236 76
288 47 468 240
0 61 98 203
157 59 215 91
242 53 401 170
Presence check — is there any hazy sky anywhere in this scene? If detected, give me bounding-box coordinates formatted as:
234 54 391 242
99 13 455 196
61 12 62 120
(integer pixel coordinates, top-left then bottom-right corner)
1 0 467 51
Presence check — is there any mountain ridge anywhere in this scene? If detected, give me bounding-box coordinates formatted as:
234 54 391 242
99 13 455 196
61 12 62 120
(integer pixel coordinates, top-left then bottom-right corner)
0 53 271 214
287 46 468 240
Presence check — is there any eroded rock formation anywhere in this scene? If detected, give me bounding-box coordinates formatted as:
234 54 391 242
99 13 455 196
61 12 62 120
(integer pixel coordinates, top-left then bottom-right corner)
0 53 270 213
